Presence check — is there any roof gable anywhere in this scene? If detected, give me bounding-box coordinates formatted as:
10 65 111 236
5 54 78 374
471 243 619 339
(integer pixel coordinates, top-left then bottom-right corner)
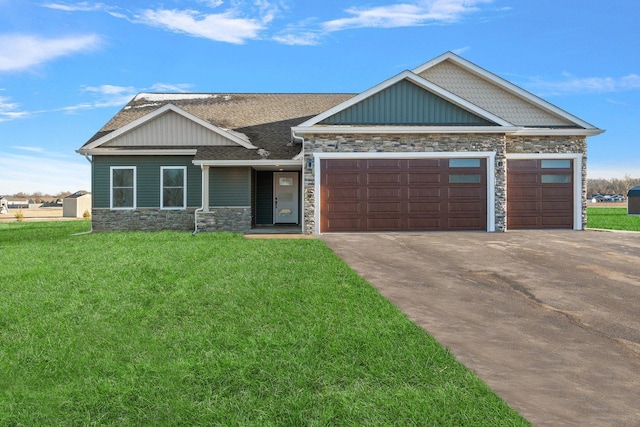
300 71 513 128
413 52 597 129
318 79 496 126
82 104 256 151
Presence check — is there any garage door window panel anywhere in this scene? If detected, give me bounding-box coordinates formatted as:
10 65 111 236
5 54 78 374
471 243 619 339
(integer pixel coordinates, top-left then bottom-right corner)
449 158 481 168
541 174 571 184
449 174 481 183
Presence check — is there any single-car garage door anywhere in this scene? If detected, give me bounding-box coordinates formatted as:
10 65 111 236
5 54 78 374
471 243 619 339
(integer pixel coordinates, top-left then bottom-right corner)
320 158 487 232
507 159 573 229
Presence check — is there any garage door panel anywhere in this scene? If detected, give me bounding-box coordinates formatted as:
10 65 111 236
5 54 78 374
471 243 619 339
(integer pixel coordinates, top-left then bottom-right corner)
324 159 360 170
367 202 402 213
507 159 573 230
408 158 443 168
407 202 442 213
448 187 486 198
321 158 486 232
325 201 361 213
541 187 572 197
367 173 402 185
407 173 442 184
408 187 442 198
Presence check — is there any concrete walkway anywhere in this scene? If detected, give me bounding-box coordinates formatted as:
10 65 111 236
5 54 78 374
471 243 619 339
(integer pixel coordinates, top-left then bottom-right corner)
322 230 640 427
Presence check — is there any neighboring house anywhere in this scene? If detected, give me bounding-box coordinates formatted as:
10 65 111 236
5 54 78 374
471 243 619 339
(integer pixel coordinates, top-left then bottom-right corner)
63 191 92 218
77 52 603 234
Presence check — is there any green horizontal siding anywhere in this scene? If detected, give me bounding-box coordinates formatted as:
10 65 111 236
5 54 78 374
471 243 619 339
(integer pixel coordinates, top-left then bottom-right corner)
210 167 251 206
320 79 495 126
92 156 201 208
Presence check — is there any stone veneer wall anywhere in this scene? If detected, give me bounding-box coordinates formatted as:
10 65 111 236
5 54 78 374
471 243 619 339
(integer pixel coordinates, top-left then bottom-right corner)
302 133 508 234
92 208 195 231
506 135 588 229
195 207 252 233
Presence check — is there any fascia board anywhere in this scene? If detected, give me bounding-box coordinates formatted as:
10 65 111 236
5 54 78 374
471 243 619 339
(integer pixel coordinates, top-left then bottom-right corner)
192 159 302 167
513 128 605 136
77 148 198 156
292 125 521 134
414 52 601 130
298 70 513 128
82 104 257 150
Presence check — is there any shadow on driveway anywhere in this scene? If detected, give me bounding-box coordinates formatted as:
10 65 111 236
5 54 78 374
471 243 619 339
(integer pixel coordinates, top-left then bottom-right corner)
322 230 640 427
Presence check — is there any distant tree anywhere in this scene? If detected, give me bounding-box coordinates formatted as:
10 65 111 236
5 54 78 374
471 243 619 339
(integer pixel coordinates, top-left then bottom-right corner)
588 175 640 196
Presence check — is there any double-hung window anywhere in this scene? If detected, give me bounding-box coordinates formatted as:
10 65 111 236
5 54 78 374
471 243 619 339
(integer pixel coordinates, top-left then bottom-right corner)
110 166 136 209
161 166 187 209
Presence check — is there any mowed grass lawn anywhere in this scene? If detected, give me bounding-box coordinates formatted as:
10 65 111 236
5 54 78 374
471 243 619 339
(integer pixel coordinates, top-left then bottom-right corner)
587 207 640 231
0 221 528 426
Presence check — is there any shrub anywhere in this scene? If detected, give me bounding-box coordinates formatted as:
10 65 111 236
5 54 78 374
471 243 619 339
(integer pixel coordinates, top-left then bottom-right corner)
14 209 24 222
82 209 91 219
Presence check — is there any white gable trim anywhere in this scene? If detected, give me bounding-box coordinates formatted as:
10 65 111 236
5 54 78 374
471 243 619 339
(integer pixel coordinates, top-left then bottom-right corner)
298 70 514 128
414 52 601 131
82 104 257 151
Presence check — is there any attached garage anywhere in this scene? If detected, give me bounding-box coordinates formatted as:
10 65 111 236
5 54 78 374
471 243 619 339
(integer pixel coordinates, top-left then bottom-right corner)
320 157 488 232
507 158 575 229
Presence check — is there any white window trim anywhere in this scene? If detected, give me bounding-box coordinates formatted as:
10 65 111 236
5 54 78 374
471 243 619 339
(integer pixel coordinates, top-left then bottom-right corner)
506 153 583 230
110 166 136 210
312 151 496 234
161 166 187 210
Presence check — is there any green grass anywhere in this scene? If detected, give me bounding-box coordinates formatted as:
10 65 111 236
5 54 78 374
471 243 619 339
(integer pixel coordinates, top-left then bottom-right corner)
0 221 528 426
587 207 640 231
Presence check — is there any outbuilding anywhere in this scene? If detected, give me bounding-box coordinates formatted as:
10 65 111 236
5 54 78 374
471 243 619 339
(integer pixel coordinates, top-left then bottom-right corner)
63 191 92 218
627 186 640 215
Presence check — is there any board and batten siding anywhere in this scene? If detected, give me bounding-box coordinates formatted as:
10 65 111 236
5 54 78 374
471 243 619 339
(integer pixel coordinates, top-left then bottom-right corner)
92 156 201 208
209 167 251 207
102 111 239 147
319 79 495 126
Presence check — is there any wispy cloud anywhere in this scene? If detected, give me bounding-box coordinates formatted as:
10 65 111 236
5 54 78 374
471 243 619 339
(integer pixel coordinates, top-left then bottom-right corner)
525 73 640 95
275 0 492 45
0 33 102 72
135 8 267 44
41 1 108 12
11 146 45 153
0 95 30 122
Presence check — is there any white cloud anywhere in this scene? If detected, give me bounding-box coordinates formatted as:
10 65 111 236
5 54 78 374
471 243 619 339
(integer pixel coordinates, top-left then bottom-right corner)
41 2 109 12
0 33 102 72
273 0 491 45
11 146 45 153
136 8 266 44
149 83 194 92
526 73 640 95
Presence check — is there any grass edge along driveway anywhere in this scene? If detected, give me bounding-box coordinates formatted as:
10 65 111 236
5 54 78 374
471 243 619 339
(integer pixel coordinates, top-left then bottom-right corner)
0 221 528 426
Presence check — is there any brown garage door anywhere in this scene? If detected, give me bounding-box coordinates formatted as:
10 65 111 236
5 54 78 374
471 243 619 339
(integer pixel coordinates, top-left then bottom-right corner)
320 158 487 232
507 159 573 229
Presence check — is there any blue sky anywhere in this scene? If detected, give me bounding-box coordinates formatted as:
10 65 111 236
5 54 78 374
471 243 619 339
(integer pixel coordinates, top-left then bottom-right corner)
1 0 639 194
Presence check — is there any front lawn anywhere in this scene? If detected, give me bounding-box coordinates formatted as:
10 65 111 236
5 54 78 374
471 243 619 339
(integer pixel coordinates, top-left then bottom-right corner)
587 207 640 231
0 221 527 425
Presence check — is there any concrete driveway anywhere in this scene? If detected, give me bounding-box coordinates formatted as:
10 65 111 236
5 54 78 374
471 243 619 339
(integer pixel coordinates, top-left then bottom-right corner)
322 230 640 427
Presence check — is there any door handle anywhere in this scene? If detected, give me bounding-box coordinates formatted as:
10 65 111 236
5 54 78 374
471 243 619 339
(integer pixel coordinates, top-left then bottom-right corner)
275 197 278 208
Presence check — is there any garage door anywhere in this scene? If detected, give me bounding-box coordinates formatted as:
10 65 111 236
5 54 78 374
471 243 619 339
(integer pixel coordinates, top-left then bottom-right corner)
320 158 487 232
507 159 573 229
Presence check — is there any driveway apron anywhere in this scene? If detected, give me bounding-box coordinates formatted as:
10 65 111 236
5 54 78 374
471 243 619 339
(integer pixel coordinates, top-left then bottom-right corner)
322 231 640 427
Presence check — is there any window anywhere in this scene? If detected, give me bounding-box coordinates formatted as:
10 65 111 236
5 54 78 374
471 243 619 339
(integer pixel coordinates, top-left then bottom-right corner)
541 159 571 169
161 166 186 209
449 158 481 168
110 167 136 209
449 174 481 183
541 174 571 184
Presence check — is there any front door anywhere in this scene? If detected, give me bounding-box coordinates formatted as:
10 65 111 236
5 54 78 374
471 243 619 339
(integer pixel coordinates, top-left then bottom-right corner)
274 172 299 224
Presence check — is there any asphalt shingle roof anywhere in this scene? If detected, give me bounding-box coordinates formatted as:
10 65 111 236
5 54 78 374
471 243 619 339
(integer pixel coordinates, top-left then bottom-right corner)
82 93 355 161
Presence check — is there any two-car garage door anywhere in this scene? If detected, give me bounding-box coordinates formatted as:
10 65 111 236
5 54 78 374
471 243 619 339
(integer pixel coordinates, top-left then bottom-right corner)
320 158 487 232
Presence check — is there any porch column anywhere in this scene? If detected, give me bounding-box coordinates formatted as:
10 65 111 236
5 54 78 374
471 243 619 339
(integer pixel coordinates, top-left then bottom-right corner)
203 165 210 212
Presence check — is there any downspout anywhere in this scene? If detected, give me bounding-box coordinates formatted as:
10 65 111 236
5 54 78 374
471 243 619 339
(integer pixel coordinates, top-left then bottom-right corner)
192 164 205 236
81 152 93 233
292 131 306 234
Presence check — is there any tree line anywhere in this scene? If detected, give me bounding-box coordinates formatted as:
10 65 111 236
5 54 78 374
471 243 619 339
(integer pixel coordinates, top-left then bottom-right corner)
587 176 640 196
